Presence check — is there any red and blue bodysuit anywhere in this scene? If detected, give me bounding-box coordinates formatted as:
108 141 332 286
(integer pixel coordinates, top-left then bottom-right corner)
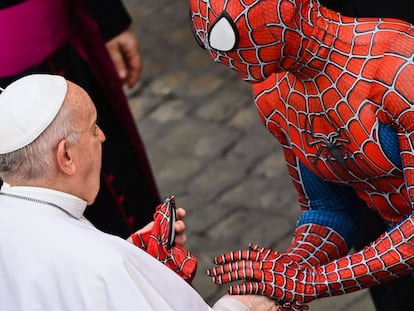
190 0 414 309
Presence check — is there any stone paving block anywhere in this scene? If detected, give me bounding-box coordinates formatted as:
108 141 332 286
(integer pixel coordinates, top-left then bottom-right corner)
189 159 254 206
195 88 251 123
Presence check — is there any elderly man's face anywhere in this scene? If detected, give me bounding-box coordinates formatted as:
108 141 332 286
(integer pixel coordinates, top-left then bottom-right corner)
66 82 106 204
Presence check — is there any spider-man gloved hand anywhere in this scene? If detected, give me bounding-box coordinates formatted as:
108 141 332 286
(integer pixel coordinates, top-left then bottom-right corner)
214 223 347 311
208 217 414 310
207 243 326 310
129 196 198 283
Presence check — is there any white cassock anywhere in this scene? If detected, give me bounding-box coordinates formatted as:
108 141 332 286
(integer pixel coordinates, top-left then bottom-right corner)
0 183 248 311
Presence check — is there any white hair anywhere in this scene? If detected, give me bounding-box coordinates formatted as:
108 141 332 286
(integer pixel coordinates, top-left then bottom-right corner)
0 102 79 181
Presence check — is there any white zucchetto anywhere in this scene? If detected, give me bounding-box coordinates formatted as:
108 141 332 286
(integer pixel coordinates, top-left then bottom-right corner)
0 74 67 154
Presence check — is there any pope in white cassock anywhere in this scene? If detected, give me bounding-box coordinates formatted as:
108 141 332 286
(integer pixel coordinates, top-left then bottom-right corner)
0 74 277 311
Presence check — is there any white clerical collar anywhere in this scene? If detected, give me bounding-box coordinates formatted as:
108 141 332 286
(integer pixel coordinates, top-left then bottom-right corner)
0 182 87 219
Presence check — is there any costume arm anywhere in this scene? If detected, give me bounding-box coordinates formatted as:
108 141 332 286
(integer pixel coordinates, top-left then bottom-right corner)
207 215 414 306
207 142 414 306
398 130 414 210
278 145 359 266
309 215 414 299
286 43 414 304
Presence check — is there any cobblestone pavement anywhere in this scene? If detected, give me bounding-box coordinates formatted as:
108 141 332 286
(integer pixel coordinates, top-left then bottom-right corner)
124 0 375 310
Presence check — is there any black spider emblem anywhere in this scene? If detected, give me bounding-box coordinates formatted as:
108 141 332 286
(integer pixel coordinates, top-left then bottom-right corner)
304 115 350 170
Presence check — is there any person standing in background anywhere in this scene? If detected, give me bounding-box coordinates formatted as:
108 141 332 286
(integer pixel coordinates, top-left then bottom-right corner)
316 3 414 310
0 0 160 237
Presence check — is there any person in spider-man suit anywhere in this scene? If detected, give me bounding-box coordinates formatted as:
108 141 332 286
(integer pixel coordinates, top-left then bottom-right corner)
317 2 414 310
189 0 414 310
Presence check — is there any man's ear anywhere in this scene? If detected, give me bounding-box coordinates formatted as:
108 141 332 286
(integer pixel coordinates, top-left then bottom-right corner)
56 139 76 175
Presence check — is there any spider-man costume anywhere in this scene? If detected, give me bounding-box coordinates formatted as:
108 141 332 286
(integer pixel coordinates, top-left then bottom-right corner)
190 0 414 309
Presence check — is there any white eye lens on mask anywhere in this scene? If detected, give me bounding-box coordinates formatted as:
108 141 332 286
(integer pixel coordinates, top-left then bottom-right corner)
208 13 239 52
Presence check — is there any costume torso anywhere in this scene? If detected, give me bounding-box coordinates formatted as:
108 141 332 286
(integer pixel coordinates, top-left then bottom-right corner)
252 12 414 223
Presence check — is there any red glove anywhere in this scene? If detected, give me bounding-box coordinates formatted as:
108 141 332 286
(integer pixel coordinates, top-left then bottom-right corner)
207 244 324 309
207 224 346 310
130 196 198 282
208 218 414 309
207 223 347 310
